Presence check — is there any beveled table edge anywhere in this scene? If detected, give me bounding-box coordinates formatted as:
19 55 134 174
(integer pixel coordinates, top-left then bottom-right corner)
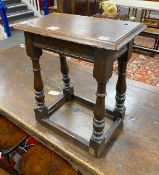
13 13 146 50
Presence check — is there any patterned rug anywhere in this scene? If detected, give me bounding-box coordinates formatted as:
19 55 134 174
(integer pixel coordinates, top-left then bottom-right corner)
115 52 159 87
68 36 159 87
67 53 159 87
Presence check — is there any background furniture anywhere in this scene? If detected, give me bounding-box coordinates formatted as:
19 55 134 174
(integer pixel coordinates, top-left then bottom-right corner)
0 116 28 174
57 0 99 16
109 0 159 11
109 0 159 53
19 142 82 175
139 0 159 52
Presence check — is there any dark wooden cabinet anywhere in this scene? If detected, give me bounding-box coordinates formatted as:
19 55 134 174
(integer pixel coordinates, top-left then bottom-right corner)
57 0 99 16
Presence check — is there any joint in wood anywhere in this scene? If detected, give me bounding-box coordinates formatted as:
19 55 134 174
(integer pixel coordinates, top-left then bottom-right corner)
34 106 48 121
63 86 75 101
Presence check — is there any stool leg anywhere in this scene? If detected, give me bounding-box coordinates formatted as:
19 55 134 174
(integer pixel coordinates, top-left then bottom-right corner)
114 56 128 117
32 57 46 111
92 50 114 141
89 49 115 157
92 80 107 141
24 32 48 120
31 56 48 120
114 41 133 118
59 54 74 100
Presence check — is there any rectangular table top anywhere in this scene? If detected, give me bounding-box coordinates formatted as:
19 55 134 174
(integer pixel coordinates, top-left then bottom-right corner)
14 13 145 50
0 46 159 175
109 0 159 11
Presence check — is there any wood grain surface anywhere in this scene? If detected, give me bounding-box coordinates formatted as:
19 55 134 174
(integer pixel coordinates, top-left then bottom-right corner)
0 116 27 150
14 13 145 50
0 46 159 175
20 142 81 175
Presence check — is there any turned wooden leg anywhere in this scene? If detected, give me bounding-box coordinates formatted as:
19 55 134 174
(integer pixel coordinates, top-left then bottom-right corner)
114 42 133 118
32 57 46 110
31 56 48 120
89 49 115 157
92 80 107 141
59 54 74 100
114 57 128 117
24 32 48 120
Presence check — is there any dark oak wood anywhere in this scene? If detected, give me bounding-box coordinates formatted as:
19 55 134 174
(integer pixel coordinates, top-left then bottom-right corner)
0 46 159 175
24 32 48 121
59 54 74 100
14 13 145 50
114 41 133 118
14 13 145 157
89 50 115 156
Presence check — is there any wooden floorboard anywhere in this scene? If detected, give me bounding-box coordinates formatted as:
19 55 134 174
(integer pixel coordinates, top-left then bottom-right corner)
0 167 10 175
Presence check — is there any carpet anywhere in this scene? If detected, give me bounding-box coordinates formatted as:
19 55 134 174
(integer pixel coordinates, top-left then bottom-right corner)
67 36 159 87
114 52 159 87
67 52 159 87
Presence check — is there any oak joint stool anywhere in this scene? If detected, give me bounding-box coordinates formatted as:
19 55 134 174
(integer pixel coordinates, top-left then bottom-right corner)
14 13 145 157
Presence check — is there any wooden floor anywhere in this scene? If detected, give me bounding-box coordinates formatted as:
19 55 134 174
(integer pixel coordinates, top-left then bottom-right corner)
0 167 10 175
0 45 159 175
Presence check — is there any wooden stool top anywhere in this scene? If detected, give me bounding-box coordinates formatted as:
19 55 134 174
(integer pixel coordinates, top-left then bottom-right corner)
20 142 80 175
14 13 145 50
0 116 28 151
